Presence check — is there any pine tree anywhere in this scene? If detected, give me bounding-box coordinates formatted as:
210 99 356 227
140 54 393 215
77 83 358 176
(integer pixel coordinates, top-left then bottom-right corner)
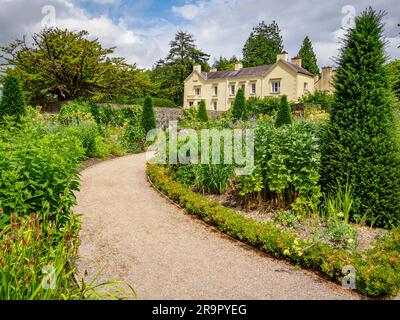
275 95 292 127
197 100 208 122
321 8 400 228
231 88 246 121
242 21 283 67
298 36 319 75
0 75 25 120
141 96 156 133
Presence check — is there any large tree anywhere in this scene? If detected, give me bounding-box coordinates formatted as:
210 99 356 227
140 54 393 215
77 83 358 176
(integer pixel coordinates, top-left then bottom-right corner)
150 31 210 105
212 56 238 71
321 8 400 228
298 36 319 75
0 28 148 105
242 21 283 67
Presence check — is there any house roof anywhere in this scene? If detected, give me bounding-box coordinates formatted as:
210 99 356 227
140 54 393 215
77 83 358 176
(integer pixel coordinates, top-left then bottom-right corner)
200 61 314 80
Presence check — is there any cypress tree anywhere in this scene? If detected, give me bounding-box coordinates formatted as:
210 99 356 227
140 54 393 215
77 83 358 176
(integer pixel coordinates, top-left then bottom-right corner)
275 95 292 127
321 8 400 228
0 75 25 120
141 96 156 133
298 36 319 75
197 100 208 122
231 88 246 121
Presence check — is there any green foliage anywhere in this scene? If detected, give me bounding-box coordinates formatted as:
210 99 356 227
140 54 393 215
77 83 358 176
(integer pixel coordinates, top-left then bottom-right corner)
149 31 210 105
0 118 84 223
197 100 209 122
0 28 148 104
298 36 319 75
0 75 25 120
0 213 84 300
174 165 197 186
129 97 177 108
299 91 334 113
246 96 281 115
194 164 234 195
236 119 321 212
120 120 146 153
242 21 283 67
275 210 300 228
387 59 400 100
58 102 93 125
275 95 292 127
231 88 246 121
212 56 239 71
147 163 400 297
321 8 400 228
142 96 156 134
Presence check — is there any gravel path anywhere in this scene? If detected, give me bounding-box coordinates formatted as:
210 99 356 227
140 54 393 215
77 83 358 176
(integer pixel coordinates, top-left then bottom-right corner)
75 153 361 300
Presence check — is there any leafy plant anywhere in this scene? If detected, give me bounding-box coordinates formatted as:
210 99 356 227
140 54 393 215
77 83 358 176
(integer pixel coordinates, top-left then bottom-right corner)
197 100 208 122
142 96 156 134
275 95 292 127
231 88 246 122
194 164 234 195
0 75 25 121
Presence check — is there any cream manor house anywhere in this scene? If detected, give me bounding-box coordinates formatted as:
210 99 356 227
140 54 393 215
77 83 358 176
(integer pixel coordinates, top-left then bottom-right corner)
183 52 334 111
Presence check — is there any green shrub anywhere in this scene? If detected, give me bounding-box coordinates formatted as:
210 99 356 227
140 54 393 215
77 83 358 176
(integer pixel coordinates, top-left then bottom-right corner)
299 91 334 112
142 96 156 134
197 100 208 122
194 164 234 194
246 96 281 115
236 119 321 212
0 75 25 121
147 164 400 298
0 119 84 223
231 88 246 121
321 9 400 228
58 102 93 125
174 165 197 186
275 95 292 127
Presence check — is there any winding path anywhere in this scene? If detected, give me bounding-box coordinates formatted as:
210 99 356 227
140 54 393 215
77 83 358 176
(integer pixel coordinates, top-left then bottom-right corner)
76 153 360 300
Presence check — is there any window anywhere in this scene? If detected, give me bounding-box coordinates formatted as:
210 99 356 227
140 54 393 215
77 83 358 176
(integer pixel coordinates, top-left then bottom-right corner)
230 85 235 95
271 81 281 94
304 82 309 92
213 86 218 96
241 84 245 92
189 102 194 107
195 87 201 96
213 102 217 111
251 83 256 94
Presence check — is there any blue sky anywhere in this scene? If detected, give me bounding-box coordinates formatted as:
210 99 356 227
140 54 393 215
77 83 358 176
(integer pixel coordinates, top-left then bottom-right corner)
0 0 399 69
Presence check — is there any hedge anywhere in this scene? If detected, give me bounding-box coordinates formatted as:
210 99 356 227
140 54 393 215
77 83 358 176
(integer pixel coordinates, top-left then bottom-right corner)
147 164 400 298
129 97 177 109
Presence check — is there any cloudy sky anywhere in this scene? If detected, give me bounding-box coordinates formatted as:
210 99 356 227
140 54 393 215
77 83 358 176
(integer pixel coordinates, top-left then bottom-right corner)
0 0 399 69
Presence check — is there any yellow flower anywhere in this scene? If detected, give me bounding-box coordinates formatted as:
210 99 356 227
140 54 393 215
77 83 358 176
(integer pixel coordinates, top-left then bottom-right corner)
347 239 354 243
297 251 303 257
337 212 344 218
283 249 291 256
294 239 299 246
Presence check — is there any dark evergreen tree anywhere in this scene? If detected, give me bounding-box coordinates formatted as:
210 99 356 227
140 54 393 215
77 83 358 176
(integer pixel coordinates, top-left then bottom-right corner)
0 75 25 120
197 100 208 122
242 21 283 67
275 95 292 127
231 88 246 121
141 96 156 133
321 8 400 228
298 36 319 75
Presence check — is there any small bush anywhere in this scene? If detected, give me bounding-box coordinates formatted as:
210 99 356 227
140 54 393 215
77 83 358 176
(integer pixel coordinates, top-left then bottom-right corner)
299 91 334 112
58 102 93 125
194 164 234 194
246 96 281 115
197 100 208 122
275 95 292 127
0 75 25 121
231 88 246 121
142 96 156 134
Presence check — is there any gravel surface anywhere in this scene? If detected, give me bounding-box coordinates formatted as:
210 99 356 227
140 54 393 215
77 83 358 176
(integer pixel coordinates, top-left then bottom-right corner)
75 153 361 300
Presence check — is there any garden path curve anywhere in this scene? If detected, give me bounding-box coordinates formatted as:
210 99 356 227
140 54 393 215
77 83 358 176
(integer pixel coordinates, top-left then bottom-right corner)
75 153 360 300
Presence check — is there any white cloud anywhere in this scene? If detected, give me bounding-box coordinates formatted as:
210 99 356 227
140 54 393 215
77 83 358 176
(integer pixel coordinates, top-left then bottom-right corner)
172 4 201 20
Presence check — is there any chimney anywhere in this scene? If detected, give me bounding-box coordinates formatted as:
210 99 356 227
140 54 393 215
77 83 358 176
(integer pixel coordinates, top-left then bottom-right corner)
193 64 202 73
276 52 288 62
291 56 302 67
210 67 217 72
321 66 334 92
234 62 243 71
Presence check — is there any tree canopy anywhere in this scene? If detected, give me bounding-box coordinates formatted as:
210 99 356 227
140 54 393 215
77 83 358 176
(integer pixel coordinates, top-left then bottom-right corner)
242 21 283 67
0 28 148 105
298 36 319 75
149 31 210 106
212 56 239 71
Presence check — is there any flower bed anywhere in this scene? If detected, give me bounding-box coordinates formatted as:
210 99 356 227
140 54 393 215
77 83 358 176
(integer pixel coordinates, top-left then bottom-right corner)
147 163 400 298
